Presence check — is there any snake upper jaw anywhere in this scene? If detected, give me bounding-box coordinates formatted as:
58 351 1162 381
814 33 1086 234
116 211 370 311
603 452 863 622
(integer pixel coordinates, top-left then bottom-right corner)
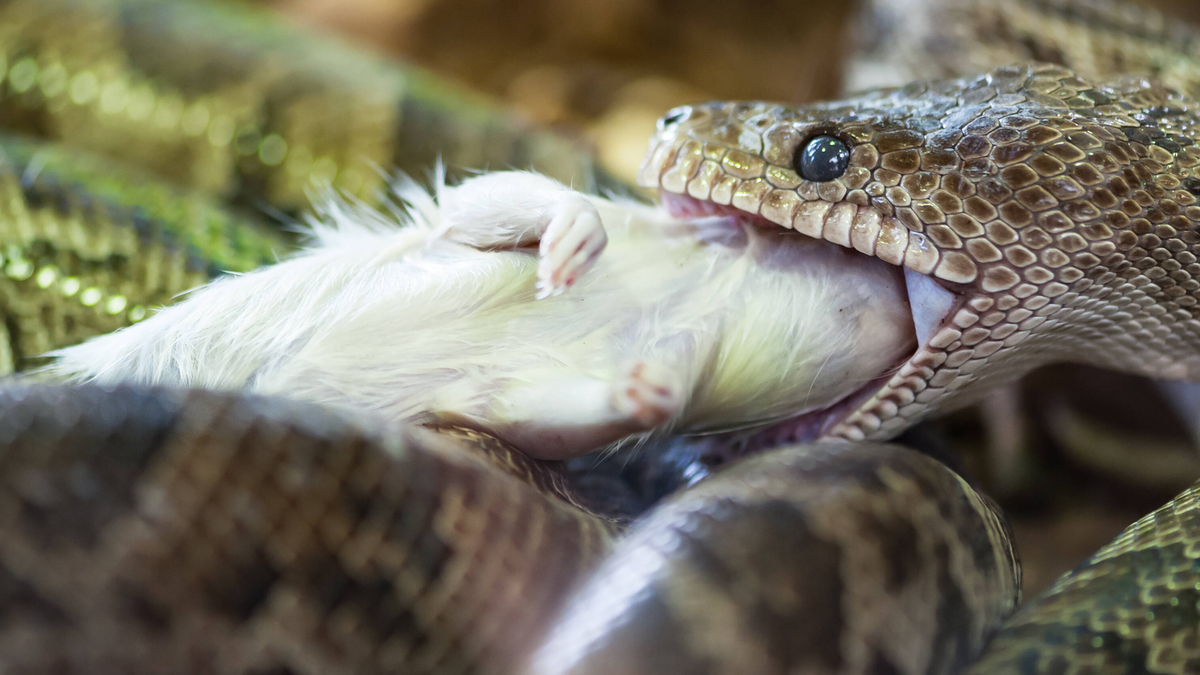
656 189 955 448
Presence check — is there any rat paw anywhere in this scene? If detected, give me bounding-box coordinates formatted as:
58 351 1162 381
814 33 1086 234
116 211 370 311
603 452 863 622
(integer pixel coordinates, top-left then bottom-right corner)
612 360 683 428
536 196 607 299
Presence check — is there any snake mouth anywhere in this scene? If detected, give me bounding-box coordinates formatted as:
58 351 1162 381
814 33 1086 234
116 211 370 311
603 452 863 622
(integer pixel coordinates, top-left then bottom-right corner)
658 189 962 446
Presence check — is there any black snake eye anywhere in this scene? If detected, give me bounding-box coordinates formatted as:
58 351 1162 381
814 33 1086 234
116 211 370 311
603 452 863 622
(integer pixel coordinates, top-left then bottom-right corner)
796 135 850 182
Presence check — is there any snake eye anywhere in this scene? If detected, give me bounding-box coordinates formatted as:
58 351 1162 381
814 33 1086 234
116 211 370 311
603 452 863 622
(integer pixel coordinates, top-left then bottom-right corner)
796 135 850 182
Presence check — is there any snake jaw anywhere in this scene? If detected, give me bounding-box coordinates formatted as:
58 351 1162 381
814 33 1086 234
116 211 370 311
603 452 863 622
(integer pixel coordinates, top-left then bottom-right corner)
640 66 1200 446
655 189 953 446
642 61 1200 448
641 102 987 444
653 174 1003 446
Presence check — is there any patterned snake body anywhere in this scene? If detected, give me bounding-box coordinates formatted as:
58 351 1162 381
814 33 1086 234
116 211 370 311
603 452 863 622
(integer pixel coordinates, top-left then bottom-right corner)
0 385 612 674
0 0 607 214
0 383 1015 675
0 134 289 372
1 0 1200 673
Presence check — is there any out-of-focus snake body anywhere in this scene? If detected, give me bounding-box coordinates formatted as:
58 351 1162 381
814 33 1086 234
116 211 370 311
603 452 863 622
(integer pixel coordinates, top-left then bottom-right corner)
1 0 1200 674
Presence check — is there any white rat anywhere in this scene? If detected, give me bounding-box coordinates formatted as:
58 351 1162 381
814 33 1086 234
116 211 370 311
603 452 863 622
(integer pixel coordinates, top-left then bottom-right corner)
49 171 915 458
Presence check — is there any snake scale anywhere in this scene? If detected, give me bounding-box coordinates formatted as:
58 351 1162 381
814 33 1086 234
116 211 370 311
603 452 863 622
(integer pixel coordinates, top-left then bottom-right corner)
0 0 1199 673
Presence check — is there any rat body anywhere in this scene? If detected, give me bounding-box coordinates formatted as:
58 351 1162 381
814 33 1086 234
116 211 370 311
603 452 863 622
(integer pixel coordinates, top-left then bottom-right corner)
51 171 914 458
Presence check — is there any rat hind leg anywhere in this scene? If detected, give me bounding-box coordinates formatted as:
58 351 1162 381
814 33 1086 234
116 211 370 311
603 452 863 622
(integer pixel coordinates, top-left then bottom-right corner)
612 359 684 427
436 171 607 298
438 359 684 460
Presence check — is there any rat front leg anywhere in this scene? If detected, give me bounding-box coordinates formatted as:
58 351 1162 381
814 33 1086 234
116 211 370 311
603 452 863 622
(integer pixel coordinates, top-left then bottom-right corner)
438 171 607 298
438 358 685 459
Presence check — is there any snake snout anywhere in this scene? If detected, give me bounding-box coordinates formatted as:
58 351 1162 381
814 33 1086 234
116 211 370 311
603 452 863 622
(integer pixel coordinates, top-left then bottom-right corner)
643 96 979 443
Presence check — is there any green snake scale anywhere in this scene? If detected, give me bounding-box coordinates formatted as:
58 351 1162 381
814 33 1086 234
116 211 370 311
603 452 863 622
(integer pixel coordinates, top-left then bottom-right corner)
1 0 1200 673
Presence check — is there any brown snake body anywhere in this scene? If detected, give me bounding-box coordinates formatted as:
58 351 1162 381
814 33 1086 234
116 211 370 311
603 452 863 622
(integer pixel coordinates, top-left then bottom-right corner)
0 385 610 674
4 0 1200 674
0 384 1017 675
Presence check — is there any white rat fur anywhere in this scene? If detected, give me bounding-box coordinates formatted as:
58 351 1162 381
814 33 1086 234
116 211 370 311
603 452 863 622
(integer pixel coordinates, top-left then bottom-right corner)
49 171 915 458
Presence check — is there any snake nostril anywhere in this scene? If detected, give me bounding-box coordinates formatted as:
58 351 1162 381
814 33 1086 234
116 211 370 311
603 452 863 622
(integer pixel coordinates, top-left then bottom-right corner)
658 106 691 130
796 135 851 182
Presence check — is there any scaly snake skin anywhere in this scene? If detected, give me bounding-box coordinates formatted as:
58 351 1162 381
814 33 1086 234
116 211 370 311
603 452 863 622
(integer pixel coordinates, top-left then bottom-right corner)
641 62 1200 441
0 0 1199 673
0 133 296 372
0 385 613 674
0 384 1015 675
0 0 608 213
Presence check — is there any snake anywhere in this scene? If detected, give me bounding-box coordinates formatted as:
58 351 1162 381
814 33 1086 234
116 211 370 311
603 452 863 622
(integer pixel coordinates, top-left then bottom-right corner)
0 0 1199 673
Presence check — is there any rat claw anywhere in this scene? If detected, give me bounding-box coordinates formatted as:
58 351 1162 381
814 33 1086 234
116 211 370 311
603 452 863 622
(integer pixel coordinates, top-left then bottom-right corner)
534 279 565 300
537 196 607 298
612 359 683 427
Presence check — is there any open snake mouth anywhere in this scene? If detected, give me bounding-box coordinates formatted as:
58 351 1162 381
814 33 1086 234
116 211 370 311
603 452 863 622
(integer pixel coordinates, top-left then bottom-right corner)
656 189 962 448
636 100 1037 446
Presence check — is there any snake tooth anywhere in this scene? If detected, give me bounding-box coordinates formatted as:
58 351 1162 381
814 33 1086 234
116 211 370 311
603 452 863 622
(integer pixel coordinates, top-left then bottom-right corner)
529 443 1020 675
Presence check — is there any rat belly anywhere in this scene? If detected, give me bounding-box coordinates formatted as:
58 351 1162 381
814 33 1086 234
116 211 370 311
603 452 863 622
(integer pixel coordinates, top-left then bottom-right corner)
48 185 915 458
256 230 914 457
670 227 915 435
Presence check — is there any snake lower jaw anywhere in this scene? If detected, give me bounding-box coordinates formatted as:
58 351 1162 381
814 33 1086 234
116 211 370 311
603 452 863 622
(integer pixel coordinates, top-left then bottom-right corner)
658 189 954 447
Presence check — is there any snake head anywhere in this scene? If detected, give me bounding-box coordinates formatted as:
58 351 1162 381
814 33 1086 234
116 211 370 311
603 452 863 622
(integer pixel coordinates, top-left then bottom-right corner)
641 63 1200 443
